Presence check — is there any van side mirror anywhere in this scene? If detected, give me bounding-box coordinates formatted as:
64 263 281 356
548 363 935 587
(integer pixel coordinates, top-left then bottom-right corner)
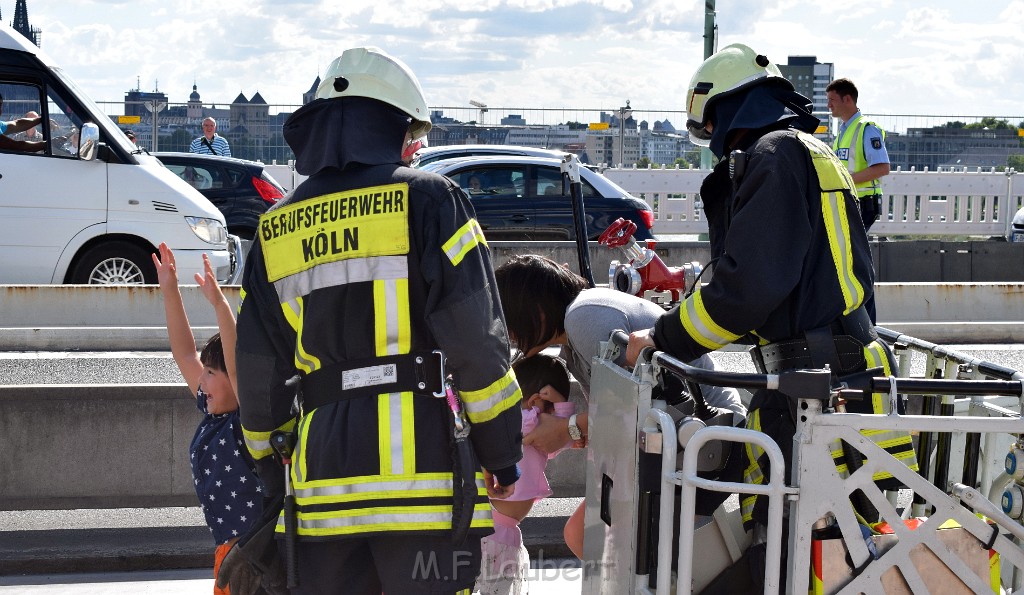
78 123 99 161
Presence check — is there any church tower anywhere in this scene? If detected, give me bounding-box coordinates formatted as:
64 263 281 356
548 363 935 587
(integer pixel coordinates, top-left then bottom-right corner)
187 83 203 120
12 0 41 47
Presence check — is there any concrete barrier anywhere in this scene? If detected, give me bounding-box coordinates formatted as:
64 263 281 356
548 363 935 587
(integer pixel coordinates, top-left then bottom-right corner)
0 383 200 511
0 380 586 512
1 278 1022 350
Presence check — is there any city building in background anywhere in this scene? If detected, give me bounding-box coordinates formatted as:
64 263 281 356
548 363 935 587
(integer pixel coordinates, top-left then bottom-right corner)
887 126 1023 172
778 55 834 135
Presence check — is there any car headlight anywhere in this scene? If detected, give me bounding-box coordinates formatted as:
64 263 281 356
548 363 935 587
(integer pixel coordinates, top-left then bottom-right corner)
186 216 228 244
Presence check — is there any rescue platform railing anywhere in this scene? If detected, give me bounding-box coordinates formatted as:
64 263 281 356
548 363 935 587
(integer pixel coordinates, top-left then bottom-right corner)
606 329 1024 594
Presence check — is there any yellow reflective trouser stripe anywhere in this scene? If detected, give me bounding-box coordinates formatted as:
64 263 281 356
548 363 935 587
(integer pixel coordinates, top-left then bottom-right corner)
679 288 740 351
442 218 487 266
829 341 917 480
459 369 522 424
281 502 493 537
243 418 297 461
281 297 321 374
374 278 415 476
740 409 765 525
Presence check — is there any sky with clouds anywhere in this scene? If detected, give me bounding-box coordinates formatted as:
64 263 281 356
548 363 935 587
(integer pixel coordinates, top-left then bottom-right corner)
9 0 1024 126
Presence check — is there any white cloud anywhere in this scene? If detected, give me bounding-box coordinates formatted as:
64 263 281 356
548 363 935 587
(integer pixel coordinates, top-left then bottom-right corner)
10 0 1023 123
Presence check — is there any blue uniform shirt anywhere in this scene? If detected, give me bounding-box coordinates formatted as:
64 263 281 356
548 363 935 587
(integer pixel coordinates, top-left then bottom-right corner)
189 387 264 544
838 110 889 167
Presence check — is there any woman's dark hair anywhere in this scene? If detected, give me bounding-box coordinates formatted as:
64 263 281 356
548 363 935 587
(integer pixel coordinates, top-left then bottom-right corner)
200 332 226 372
494 254 588 355
513 353 570 400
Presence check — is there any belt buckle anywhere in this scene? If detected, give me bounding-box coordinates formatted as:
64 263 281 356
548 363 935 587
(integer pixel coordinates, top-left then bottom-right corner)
431 350 447 398
749 346 767 374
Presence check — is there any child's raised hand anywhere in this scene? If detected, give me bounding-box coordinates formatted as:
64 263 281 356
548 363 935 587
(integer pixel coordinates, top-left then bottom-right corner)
536 384 567 404
195 253 225 306
151 242 178 290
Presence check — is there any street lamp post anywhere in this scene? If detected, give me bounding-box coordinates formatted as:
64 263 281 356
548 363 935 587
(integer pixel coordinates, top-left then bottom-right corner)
618 100 632 167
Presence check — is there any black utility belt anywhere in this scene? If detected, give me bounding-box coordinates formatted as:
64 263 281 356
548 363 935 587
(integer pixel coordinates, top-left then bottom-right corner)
300 351 445 410
751 335 866 376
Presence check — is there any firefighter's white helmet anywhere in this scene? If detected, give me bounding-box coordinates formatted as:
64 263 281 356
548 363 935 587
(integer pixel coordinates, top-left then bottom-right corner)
316 46 432 140
685 43 789 146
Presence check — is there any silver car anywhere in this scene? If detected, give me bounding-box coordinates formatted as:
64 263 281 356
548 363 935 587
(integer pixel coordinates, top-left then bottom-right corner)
412 144 571 169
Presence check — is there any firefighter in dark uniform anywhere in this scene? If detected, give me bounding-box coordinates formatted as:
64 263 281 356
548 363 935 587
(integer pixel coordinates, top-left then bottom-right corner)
626 43 916 586
225 47 522 595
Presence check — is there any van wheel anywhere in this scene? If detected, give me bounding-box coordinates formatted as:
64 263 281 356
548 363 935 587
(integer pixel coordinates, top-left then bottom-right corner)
71 242 156 285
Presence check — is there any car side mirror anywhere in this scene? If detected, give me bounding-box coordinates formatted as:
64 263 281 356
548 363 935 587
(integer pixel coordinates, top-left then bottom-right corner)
78 123 99 161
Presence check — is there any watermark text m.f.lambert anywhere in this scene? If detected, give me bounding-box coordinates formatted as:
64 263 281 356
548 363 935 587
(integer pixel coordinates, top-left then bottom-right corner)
412 549 600 582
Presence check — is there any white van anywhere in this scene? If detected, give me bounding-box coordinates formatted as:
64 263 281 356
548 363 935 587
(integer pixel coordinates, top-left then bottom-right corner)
0 23 236 284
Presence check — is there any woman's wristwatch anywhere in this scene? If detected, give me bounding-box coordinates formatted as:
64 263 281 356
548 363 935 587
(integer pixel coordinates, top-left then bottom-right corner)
567 413 583 441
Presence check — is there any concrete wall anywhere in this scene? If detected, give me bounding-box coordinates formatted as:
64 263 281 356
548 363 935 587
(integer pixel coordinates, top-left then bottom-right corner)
0 380 586 511
2 241 1022 351
0 384 201 511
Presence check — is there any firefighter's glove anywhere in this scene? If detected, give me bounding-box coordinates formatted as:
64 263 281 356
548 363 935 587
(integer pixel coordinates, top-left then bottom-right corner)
216 542 263 595
216 496 289 595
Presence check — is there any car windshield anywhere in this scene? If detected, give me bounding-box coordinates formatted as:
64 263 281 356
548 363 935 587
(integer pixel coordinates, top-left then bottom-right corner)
50 66 136 154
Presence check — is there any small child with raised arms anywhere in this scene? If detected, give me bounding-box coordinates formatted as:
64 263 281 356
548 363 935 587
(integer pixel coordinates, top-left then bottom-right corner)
152 243 263 594
476 353 576 595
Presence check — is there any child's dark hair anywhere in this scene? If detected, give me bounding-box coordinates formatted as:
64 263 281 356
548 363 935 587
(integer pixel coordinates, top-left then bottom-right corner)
200 332 226 372
513 353 570 400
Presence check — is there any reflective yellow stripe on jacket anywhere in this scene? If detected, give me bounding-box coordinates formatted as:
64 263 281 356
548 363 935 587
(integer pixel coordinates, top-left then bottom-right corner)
799 131 866 314
678 287 741 351
242 418 297 461
279 471 493 536
442 218 487 266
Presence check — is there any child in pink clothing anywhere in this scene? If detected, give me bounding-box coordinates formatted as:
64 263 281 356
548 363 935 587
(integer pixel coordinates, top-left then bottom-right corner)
476 354 575 595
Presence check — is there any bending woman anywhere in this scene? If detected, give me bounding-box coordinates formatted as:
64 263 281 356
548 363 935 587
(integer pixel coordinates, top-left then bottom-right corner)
495 254 745 558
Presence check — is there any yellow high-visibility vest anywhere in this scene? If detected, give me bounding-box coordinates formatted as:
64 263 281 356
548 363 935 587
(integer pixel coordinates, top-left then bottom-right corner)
832 114 886 198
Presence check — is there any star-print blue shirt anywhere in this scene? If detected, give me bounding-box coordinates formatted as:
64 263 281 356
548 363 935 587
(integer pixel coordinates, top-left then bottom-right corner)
190 387 264 544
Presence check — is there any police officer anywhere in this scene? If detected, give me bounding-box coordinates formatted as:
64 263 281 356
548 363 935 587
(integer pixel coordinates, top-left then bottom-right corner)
228 47 522 595
626 44 915 587
826 77 890 231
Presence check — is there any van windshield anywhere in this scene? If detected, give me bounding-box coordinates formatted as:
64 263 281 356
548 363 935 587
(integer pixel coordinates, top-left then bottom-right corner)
50 66 135 154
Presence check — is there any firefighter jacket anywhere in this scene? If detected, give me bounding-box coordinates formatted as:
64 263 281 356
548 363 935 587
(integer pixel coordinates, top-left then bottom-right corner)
653 128 875 358
235 97 523 540
649 128 916 527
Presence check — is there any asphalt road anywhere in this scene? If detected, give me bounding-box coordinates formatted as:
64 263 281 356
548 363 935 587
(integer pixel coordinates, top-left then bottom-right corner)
1 343 1021 386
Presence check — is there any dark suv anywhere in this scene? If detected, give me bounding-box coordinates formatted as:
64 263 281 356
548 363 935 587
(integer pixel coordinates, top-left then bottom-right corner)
154 152 285 240
420 155 655 241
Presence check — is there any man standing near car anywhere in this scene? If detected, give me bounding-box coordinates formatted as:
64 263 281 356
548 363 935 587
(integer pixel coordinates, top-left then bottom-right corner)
223 47 522 595
190 117 231 156
827 77 890 231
